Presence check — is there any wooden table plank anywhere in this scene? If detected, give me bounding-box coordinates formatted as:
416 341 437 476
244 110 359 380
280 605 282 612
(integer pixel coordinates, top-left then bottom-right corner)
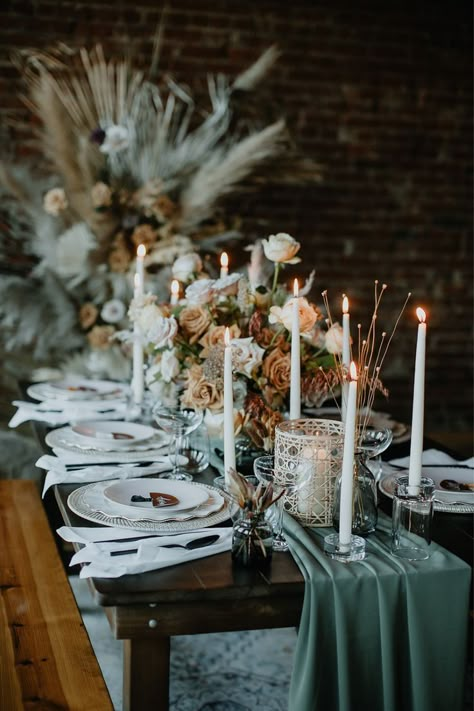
0 481 112 711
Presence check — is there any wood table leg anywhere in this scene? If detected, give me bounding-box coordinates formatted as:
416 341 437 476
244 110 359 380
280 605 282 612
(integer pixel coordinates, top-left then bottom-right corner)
123 637 170 711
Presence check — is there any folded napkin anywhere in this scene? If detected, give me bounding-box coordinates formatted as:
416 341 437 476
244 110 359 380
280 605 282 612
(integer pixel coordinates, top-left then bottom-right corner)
9 400 128 427
57 525 172 544
46 446 169 466
36 454 174 497
388 448 474 503
72 528 232 578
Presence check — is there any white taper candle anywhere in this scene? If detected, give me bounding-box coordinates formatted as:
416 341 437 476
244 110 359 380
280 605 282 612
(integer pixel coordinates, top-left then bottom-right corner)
290 279 301 420
223 327 236 484
220 252 229 279
132 272 144 405
408 307 427 490
339 362 358 548
341 295 351 423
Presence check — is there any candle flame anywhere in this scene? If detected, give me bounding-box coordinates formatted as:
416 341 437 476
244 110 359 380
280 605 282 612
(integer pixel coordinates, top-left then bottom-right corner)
137 244 146 258
342 295 349 313
293 279 299 297
416 307 426 323
171 279 179 296
224 326 231 347
349 361 358 380
220 252 229 268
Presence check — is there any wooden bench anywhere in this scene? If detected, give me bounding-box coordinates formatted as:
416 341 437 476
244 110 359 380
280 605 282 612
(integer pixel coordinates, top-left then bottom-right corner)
0 480 113 711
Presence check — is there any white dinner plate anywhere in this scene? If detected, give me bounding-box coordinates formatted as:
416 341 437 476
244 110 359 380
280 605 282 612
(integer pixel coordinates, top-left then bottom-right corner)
103 478 210 515
71 421 156 448
46 425 168 454
67 480 228 530
27 378 129 402
379 463 474 514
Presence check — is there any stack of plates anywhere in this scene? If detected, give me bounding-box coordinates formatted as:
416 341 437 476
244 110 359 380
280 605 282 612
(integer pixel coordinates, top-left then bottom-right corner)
67 478 230 532
45 421 168 460
27 377 129 403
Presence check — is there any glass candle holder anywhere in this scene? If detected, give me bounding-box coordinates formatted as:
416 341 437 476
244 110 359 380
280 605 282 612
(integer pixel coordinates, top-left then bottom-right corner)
391 475 435 560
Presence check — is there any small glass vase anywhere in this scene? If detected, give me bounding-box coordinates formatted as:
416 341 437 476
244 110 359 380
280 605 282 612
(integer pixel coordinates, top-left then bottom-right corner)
332 451 378 536
231 510 273 567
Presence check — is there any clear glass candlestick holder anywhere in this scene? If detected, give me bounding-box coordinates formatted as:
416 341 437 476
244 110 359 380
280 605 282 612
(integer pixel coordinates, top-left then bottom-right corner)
391 475 435 560
323 533 366 563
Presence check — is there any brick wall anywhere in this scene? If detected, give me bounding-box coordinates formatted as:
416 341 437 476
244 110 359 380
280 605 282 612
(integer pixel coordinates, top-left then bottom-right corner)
0 0 472 438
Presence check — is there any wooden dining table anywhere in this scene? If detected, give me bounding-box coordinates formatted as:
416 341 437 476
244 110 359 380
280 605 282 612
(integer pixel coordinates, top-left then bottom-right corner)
27 402 472 711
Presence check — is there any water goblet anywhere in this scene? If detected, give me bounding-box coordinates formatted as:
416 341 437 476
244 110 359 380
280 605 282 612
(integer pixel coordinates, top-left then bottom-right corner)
152 405 203 481
358 427 393 482
253 455 311 552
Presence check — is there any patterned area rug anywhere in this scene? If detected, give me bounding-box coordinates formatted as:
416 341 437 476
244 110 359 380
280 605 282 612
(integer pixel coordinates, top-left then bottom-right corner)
69 576 297 711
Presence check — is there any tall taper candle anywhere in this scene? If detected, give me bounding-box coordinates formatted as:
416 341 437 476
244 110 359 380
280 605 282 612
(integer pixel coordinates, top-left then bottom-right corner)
223 327 236 484
132 273 144 405
220 252 229 279
339 362 358 548
290 279 301 420
170 279 180 306
408 307 427 490
135 244 146 296
341 295 351 423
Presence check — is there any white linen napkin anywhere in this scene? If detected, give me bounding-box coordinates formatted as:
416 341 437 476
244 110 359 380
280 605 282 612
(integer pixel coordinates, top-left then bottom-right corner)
73 528 232 578
9 400 128 427
57 525 174 544
36 454 174 497
46 446 169 466
388 448 474 503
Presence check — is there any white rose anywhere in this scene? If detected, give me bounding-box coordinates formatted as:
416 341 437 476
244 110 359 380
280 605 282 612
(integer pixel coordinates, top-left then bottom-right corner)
213 273 243 296
100 299 126 324
100 124 129 154
172 253 203 282
185 279 215 305
146 371 179 407
135 303 163 334
160 348 180 383
231 337 265 378
262 233 301 264
269 297 317 333
54 223 96 279
147 316 178 349
324 322 344 354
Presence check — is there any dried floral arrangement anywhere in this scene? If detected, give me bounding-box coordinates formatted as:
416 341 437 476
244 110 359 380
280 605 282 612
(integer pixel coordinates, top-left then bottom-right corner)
322 282 411 443
125 233 343 451
0 40 318 377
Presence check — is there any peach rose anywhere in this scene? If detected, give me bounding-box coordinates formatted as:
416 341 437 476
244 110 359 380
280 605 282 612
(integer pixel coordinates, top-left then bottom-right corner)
79 302 98 330
109 248 131 273
198 324 241 357
269 296 318 334
179 306 212 345
87 325 115 350
181 365 224 412
262 348 291 395
91 181 112 208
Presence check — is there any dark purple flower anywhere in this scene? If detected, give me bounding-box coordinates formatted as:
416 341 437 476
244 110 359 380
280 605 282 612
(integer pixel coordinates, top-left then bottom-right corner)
90 127 106 145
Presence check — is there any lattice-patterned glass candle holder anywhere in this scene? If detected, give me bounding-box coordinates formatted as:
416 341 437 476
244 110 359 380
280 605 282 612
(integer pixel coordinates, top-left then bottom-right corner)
274 419 345 527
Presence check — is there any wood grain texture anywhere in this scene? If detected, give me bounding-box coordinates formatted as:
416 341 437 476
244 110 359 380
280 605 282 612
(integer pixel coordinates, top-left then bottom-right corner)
0 480 112 711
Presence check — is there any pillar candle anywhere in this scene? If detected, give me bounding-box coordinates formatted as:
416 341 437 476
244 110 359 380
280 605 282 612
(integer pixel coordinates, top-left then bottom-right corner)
408 308 427 490
338 362 358 548
132 273 144 405
170 279 180 306
290 279 301 420
220 252 229 279
341 295 351 423
223 327 236 484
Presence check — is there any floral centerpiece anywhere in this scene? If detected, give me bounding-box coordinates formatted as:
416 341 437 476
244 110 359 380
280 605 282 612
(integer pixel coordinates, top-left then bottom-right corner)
125 233 343 451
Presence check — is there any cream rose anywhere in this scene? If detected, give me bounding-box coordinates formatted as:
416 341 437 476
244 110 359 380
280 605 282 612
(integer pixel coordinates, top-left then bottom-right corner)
262 233 301 264
134 302 163 333
91 181 112 208
43 188 68 216
213 273 242 296
269 297 317 334
184 279 215 305
231 337 265 378
146 316 178 349
160 348 180 383
324 323 344 354
172 253 203 282
179 306 212 344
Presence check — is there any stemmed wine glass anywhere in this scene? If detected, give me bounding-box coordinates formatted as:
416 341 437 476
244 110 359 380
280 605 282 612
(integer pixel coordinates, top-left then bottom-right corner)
253 455 311 552
358 427 393 482
152 405 203 481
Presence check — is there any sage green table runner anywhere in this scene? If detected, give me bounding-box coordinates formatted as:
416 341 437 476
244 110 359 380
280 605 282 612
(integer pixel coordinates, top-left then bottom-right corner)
283 512 471 711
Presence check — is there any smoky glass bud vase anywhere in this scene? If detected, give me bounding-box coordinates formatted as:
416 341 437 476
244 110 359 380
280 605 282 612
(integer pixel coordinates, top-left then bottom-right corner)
332 450 378 536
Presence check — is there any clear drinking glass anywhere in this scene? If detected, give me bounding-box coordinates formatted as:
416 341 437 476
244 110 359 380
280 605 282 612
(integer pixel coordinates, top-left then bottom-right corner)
253 455 311 552
358 427 393 482
152 405 203 481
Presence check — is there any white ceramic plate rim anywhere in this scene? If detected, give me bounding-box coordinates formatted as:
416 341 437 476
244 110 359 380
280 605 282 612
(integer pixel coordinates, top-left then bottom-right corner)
103 478 210 514
379 469 474 514
70 421 156 448
27 379 128 402
67 480 228 530
45 426 168 454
